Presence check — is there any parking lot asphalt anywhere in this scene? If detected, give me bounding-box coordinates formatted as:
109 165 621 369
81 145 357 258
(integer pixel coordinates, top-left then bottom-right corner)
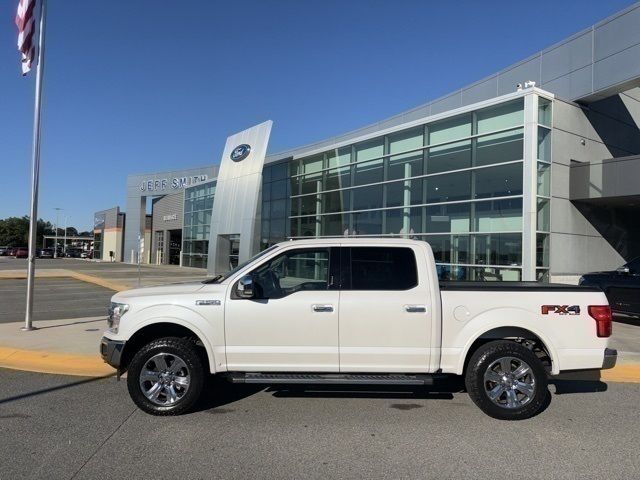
0 368 638 480
0 278 114 323
0 257 208 288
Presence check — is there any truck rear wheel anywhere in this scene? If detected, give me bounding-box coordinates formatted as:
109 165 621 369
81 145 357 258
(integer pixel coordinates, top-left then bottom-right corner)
465 340 548 420
127 337 204 416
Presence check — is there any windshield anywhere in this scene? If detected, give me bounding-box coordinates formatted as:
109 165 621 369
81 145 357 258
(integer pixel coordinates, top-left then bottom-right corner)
202 245 280 284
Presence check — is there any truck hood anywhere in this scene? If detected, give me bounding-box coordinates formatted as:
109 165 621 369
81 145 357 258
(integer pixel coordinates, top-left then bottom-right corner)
112 281 207 301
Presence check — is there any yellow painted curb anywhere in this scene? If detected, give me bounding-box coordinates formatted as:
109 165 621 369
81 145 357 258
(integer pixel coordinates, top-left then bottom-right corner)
0 346 115 377
601 364 640 384
0 269 130 292
69 272 130 292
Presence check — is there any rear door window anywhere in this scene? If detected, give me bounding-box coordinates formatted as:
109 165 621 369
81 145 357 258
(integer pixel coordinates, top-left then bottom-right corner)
344 247 418 290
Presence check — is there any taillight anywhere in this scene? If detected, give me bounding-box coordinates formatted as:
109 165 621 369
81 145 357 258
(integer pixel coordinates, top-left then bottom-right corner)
588 305 612 338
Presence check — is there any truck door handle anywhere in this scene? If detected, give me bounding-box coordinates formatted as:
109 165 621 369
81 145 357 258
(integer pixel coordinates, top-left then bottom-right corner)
312 304 334 313
404 305 427 313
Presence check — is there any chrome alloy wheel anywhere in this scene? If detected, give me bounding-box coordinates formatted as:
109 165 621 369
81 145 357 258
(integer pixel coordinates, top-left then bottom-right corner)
139 353 191 406
483 356 535 409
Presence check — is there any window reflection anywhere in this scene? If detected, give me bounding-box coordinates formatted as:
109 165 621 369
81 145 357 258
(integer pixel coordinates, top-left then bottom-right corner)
283 98 530 280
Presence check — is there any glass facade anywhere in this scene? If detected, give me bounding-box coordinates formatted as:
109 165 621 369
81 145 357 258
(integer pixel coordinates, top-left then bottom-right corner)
261 162 290 250
182 180 216 268
93 213 105 260
536 97 552 281
261 97 538 281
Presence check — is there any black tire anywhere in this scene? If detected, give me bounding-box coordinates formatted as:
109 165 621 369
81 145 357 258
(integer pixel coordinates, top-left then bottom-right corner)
127 337 204 416
465 340 548 420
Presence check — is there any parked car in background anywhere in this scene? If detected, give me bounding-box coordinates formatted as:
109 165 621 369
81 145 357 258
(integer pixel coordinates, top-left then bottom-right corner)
580 257 640 318
37 248 54 259
80 250 92 259
65 249 82 258
0 247 9 256
5 247 16 256
14 247 28 258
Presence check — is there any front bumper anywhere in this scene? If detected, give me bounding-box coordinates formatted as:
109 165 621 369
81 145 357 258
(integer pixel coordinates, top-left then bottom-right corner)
602 348 617 370
100 336 126 369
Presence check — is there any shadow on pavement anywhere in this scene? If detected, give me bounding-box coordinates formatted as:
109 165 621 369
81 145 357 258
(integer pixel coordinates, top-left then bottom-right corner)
196 373 608 418
550 370 608 394
0 373 115 405
35 318 105 330
194 376 265 413
195 376 464 412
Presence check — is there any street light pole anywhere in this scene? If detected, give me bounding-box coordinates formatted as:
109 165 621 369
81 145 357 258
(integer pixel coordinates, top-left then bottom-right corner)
63 215 68 256
53 207 62 258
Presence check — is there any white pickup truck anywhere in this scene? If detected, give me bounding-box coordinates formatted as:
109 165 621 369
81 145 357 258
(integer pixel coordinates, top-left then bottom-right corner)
101 239 617 420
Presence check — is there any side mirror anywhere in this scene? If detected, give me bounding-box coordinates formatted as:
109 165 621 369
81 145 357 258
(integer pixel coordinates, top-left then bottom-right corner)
237 275 255 298
616 266 630 275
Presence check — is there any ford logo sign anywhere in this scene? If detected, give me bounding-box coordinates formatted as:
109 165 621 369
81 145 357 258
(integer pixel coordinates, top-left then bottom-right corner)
230 144 251 162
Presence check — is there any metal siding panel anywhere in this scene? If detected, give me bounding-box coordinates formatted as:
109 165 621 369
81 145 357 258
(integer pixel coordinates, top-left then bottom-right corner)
430 92 461 115
151 192 184 232
594 43 640 91
594 5 640 61
208 121 272 275
497 58 541 96
541 32 592 83
401 105 431 123
460 77 498 106
542 64 593 100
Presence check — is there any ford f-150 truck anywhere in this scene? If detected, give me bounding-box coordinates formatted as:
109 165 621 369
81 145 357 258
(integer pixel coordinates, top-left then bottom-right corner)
101 239 617 420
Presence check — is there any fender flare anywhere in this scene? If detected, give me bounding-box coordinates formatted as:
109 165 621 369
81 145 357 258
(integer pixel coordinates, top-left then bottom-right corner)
125 311 218 374
455 309 560 375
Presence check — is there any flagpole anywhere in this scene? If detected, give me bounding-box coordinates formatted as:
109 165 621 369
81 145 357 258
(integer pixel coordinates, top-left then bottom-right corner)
23 0 48 331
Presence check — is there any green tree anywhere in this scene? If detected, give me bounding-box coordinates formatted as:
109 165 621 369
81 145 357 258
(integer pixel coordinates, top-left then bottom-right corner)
0 217 55 248
0 217 29 247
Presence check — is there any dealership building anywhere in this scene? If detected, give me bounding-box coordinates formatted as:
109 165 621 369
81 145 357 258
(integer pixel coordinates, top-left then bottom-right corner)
95 3 640 282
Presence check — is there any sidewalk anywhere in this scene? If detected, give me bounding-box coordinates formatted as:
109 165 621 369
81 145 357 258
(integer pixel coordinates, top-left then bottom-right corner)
0 317 114 376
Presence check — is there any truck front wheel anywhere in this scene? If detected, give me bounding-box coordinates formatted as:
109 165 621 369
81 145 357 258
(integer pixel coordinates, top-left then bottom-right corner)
127 337 204 415
465 340 548 420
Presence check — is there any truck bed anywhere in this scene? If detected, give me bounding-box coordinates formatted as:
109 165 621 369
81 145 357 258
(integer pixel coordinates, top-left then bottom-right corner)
439 281 600 292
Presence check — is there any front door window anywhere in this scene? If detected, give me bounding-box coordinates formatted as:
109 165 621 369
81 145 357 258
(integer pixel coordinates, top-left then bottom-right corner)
252 249 330 299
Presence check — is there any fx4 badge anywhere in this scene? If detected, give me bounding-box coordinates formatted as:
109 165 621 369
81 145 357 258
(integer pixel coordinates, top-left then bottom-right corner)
541 305 580 315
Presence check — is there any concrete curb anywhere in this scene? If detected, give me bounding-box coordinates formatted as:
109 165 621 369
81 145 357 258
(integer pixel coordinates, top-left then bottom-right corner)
0 346 115 377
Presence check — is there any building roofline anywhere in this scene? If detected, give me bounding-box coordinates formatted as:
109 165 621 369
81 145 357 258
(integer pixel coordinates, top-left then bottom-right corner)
265 1 640 164
266 87 553 163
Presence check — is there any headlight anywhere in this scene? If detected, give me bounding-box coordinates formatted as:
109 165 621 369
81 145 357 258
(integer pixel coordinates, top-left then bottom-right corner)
107 302 129 334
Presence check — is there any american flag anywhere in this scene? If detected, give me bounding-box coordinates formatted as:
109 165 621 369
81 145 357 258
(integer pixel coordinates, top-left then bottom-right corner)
15 0 37 75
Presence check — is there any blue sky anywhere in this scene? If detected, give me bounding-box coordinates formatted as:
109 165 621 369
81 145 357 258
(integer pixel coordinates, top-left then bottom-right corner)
0 0 634 231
